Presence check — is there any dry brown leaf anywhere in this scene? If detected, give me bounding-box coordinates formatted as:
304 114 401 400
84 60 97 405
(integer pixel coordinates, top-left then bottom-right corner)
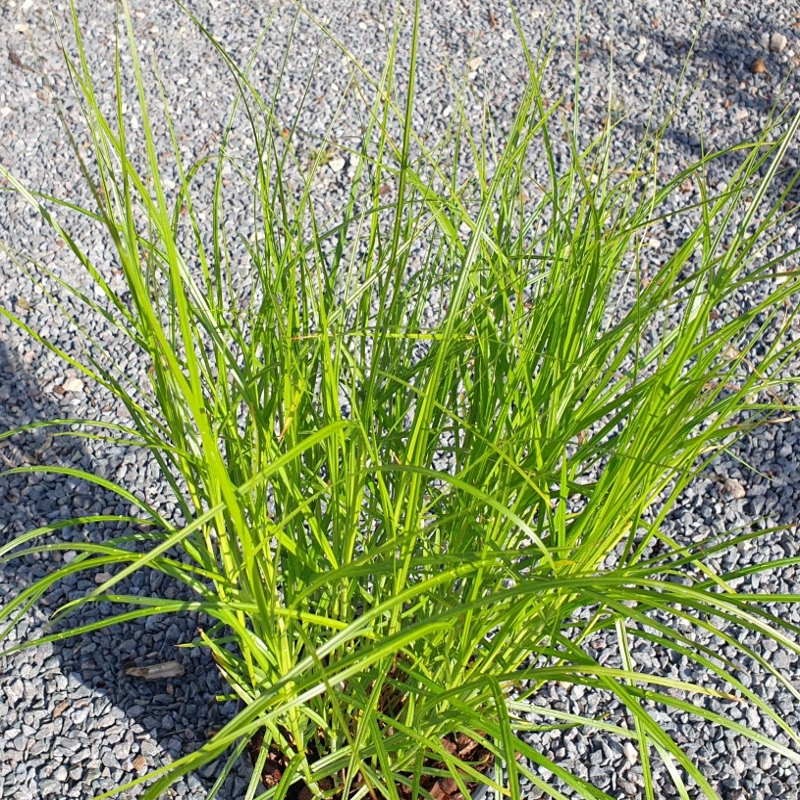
124 660 184 680
430 780 448 800
441 737 458 755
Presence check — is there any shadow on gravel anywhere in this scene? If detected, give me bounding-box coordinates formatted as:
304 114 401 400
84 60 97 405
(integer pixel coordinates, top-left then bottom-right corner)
642 19 799 204
0 338 244 798
577 16 800 208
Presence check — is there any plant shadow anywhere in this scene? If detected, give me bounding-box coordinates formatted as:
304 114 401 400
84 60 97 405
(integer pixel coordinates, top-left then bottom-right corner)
572 13 800 207
0 338 248 798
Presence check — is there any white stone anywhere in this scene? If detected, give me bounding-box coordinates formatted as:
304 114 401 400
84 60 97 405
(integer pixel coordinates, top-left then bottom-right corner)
62 376 84 393
328 156 345 173
724 477 746 499
770 32 788 53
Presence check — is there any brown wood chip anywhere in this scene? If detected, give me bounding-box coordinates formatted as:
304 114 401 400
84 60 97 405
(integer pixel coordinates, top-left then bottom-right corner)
441 737 458 755
431 778 461 800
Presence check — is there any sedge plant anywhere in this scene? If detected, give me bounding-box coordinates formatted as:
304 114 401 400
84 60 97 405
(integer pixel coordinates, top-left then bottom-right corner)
2 2 800 799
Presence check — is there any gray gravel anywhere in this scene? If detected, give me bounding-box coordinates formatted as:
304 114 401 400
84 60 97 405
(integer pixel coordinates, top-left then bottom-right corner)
2 1 800 798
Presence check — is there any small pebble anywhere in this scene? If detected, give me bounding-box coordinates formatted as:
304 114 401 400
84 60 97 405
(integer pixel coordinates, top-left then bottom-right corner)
769 32 788 53
771 649 791 669
634 35 647 65
724 477 747 499
327 156 345 173
132 754 147 773
62 377 84 393
39 779 62 797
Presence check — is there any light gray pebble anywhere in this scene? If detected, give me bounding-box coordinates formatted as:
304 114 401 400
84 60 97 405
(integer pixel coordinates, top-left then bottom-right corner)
70 705 90 726
39 779 62 796
5 679 25 705
83 767 101 783
770 32 788 52
28 739 48 757
93 714 116 730
112 742 131 761
54 738 81 756
588 764 610 786
771 650 792 669
138 738 159 757
103 724 125 744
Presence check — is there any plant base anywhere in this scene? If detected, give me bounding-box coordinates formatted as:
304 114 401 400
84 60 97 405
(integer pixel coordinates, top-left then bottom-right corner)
247 730 494 800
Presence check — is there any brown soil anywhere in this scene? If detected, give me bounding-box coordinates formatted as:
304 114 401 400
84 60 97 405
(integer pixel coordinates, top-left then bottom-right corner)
246 729 494 800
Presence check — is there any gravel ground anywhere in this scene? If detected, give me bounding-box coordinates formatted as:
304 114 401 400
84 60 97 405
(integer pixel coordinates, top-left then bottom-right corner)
1 1 800 798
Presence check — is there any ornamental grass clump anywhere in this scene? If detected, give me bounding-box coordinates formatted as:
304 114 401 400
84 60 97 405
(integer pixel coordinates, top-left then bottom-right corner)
2 2 800 799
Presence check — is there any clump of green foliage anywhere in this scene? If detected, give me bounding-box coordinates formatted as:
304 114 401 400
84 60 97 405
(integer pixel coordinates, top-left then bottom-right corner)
2 2 800 799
